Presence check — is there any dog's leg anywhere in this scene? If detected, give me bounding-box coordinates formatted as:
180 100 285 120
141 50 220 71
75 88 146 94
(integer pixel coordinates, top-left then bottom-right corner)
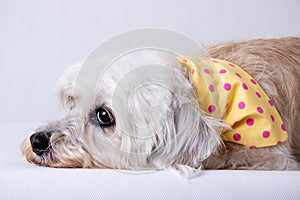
203 142 299 170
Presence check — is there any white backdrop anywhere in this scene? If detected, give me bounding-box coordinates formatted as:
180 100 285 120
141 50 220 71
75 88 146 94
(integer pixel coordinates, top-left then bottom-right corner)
1 0 300 124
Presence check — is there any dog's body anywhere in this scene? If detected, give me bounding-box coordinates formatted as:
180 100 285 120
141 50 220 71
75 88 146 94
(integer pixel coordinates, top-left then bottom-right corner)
21 37 300 177
205 38 300 170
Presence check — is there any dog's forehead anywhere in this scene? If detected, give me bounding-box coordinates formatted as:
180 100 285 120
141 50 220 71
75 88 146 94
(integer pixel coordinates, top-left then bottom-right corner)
72 50 183 112
93 51 178 96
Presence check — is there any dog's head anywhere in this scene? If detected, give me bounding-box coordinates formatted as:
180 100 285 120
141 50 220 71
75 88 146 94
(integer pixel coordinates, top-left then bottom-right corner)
21 51 224 177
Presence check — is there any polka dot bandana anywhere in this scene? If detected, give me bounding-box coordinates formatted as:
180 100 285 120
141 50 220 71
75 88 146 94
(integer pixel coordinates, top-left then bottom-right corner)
179 56 288 148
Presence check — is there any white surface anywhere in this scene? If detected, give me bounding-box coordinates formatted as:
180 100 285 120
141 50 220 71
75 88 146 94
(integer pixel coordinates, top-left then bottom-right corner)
1 0 300 124
1 123 300 200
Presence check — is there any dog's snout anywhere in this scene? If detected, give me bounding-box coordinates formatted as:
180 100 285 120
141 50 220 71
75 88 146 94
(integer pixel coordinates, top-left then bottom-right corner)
30 132 52 156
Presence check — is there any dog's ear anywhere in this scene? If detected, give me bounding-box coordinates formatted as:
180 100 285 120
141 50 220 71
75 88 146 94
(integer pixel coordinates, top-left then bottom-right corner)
145 74 225 178
55 63 81 112
168 99 225 178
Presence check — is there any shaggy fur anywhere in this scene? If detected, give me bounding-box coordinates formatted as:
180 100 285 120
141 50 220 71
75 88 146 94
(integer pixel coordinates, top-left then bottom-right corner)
21 37 300 178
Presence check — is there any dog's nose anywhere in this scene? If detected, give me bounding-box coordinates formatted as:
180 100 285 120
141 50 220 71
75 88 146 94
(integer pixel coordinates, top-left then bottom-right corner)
30 132 52 156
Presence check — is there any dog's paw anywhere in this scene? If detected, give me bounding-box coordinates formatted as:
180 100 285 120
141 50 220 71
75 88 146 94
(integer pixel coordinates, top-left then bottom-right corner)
167 164 203 178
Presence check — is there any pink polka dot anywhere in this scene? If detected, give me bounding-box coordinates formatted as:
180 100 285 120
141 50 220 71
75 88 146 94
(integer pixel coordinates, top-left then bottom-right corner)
242 83 248 90
238 102 245 109
255 92 261 98
281 124 286 131
229 63 236 67
277 141 282 145
191 69 195 74
250 146 257 149
233 121 239 126
208 105 216 113
233 133 241 141
257 106 264 114
212 60 218 63
224 83 231 91
246 118 254 126
250 79 257 85
219 69 227 74
263 131 270 138
270 115 275 122
204 68 210 74
208 85 214 92
236 73 242 78
182 59 187 63
268 100 274 107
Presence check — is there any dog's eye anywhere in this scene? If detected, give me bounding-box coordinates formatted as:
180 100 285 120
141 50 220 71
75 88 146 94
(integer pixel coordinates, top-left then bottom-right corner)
96 107 114 127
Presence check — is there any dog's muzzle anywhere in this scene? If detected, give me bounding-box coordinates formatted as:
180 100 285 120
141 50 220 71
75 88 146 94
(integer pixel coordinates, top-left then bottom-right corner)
30 132 52 156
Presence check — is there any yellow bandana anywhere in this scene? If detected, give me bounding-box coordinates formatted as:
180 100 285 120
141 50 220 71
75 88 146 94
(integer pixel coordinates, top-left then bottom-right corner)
179 56 288 148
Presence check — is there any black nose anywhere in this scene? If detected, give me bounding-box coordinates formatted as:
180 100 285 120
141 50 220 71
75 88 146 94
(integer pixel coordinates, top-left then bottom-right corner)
30 132 52 156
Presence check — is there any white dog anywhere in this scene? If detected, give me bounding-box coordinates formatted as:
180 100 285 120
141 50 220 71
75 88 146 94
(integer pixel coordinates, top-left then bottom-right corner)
21 37 300 178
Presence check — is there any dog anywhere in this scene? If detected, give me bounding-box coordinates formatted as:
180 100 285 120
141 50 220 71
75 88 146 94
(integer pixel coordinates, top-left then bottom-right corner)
21 37 300 178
